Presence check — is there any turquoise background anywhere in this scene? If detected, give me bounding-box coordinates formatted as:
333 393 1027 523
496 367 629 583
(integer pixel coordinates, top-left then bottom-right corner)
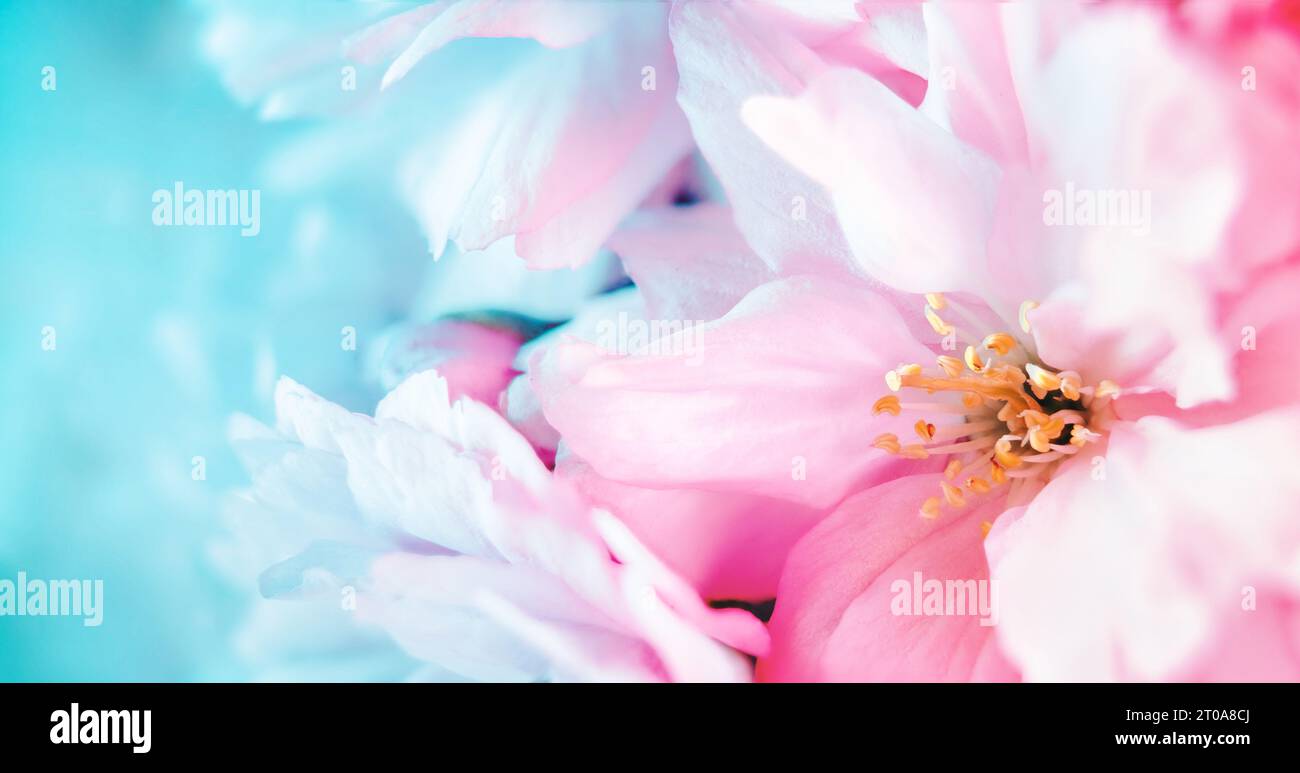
0 0 438 679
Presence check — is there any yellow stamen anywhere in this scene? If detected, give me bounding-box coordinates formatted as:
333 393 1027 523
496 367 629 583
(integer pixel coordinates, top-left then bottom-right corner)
885 363 922 392
1026 363 1061 394
1069 426 1101 447
936 355 964 378
1020 409 1050 429
940 481 966 508
925 305 954 336
874 295 1113 519
1018 300 1038 334
981 332 1016 356
1059 371 1082 401
890 371 1036 414
872 395 901 416
872 433 901 453
980 520 993 539
994 437 1023 469
1026 416 1066 453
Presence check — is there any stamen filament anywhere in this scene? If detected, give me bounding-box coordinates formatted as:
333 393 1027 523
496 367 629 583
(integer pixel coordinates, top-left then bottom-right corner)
930 419 1001 442
925 434 1000 455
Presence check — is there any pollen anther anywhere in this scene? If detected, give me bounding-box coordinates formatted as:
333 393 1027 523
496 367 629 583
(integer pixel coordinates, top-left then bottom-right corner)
941 481 966 508
982 333 1016 356
936 355 964 378
1095 379 1121 399
994 437 1023 469
878 296 1111 522
872 395 901 416
900 444 930 459
872 433 901 453
1018 300 1038 333
1026 363 1061 394
925 305 954 336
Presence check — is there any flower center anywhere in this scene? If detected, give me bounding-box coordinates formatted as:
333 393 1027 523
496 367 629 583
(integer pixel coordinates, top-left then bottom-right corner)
871 295 1119 529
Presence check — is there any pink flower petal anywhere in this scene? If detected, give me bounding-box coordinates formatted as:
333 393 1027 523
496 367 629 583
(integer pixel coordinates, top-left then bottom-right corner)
762 473 1017 682
402 2 693 268
669 0 860 280
742 66 1001 295
606 203 776 322
374 319 522 406
559 455 826 602
988 408 1300 680
373 0 621 90
917 2 1028 165
531 276 938 509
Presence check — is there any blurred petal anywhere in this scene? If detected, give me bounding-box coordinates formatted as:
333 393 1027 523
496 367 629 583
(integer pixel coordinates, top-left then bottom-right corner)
371 319 522 403
360 552 607 681
917 2 1028 165
669 0 859 279
988 409 1300 680
743 67 1001 295
403 2 692 268
412 239 625 323
373 0 620 89
607 203 775 322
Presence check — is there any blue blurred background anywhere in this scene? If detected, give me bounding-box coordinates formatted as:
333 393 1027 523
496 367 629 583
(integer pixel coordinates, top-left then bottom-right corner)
0 0 438 680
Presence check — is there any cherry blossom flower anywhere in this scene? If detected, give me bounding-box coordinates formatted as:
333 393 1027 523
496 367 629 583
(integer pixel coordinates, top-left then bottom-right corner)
530 2 1300 680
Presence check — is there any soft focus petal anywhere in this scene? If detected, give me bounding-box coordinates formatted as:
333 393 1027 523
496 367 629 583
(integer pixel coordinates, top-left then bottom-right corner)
360 552 614 682
371 319 522 403
371 0 620 89
198 0 394 118
403 2 692 268
917 2 1028 165
606 203 775 322
411 239 626 323
742 67 1001 295
669 0 859 279
1022 9 1246 406
988 409 1300 681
